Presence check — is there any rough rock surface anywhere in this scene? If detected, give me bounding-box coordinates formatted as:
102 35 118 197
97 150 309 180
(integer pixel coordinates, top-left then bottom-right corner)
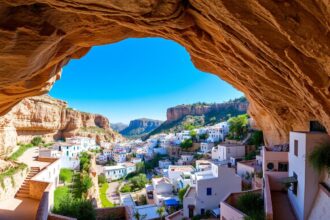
167 101 248 122
0 0 329 146
120 118 163 137
0 95 120 155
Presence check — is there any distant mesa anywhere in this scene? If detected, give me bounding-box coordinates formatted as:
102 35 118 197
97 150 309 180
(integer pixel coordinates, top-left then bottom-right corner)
120 118 163 138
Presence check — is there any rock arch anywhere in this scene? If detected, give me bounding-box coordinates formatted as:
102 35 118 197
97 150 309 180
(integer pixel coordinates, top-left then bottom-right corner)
0 0 329 146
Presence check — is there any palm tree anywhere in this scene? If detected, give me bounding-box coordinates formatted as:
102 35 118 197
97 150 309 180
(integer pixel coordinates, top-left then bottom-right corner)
133 210 147 220
156 206 166 220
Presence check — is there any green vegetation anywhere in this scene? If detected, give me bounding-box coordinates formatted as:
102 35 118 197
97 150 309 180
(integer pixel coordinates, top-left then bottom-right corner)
133 210 147 220
198 133 209 140
190 130 197 141
180 139 193 149
59 168 74 184
0 163 27 189
31 136 43 146
9 143 33 160
245 151 257 160
145 154 166 171
125 162 146 179
178 185 189 203
54 186 70 209
98 174 107 185
237 192 264 220
79 152 91 172
249 131 264 147
99 183 114 207
53 195 96 220
72 172 92 199
149 97 248 136
228 114 249 140
308 142 330 172
156 206 166 220
120 174 148 193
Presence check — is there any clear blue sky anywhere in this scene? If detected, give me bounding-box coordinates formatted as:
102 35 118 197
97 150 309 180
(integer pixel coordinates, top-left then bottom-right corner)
49 37 243 124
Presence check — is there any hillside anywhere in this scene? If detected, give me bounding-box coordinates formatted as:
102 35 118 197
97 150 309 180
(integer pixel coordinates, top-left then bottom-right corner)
120 118 163 138
149 97 248 135
0 95 121 155
111 123 128 132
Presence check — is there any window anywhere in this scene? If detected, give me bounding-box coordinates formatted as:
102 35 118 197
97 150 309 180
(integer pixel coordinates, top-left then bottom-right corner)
294 140 298 156
206 188 212 196
293 172 298 195
278 162 288 172
201 209 205 215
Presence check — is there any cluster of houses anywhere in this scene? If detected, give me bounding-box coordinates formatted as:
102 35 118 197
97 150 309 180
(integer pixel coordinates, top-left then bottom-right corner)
36 120 330 220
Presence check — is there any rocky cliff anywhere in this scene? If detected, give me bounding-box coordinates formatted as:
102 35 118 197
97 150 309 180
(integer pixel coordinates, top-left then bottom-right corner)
150 97 248 135
0 95 120 155
167 98 248 122
120 118 163 138
0 1 329 146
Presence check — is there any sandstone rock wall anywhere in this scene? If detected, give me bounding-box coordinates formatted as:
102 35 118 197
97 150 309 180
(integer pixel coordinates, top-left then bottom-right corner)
0 1 329 146
167 102 248 122
0 95 120 155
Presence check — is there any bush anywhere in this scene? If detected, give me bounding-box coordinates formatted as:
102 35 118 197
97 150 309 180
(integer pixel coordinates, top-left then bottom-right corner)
178 185 189 203
59 168 74 184
79 152 91 172
31 137 43 146
199 133 209 140
237 192 264 220
120 184 132 193
98 174 107 185
180 139 193 149
249 131 264 147
52 195 96 220
308 142 330 172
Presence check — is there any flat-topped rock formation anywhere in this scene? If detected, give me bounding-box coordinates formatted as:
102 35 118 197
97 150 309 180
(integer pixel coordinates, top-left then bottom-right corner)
0 0 329 146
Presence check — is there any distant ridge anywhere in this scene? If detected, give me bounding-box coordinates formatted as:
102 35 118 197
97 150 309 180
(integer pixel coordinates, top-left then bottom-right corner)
120 118 163 138
111 122 128 132
149 97 248 136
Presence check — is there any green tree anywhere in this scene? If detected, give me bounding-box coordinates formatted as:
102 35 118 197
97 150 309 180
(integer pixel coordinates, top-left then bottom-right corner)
180 139 193 149
136 162 145 174
178 185 189 203
228 114 248 140
98 174 107 185
249 131 264 146
31 137 43 146
156 206 166 220
190 130 197 142
199 133 209 140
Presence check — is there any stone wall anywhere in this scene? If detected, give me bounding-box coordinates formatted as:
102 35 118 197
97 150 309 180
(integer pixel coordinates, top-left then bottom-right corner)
95 206 129 220
0 165 28 201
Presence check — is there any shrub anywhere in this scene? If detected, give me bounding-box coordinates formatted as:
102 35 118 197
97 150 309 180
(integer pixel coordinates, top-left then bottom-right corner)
228 114 248 140
237 192 264 220
180 139 193 149
120 184 132 193
308 142 330 173
9 144 34 160
178 185 189 203
52 195 96 220
79 152 91 172
199 133 209 140
98 174 107 185
59 168 73 184
249 131 264 147
31 137 43 146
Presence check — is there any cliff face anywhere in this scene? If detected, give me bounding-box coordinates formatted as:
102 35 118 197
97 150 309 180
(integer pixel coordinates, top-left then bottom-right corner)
0 95 120 155
167 101 248 122
0 1 329 146
120 118 163 138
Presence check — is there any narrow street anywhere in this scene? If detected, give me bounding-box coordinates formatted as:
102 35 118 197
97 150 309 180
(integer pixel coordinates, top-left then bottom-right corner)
106 181 120 205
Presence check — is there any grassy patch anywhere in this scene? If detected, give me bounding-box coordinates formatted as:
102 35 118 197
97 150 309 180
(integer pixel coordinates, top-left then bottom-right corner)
0 163 27 189
59 168 74 184
54 186 70 209
99 183 114 208
9 144 33 160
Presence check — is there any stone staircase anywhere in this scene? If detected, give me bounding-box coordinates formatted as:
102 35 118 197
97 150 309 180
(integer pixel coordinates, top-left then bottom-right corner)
15 166 40 198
